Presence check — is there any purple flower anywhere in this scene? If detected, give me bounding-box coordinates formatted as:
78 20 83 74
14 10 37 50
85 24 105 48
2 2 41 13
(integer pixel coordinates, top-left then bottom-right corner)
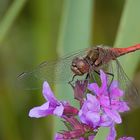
74 80 88 106
55 130 85 140
119 137 135 140
78 70 131 140
29 81 78 118
79 94 113 128
107 124 116 140
106 123 135 140
54 117 95 140
79 135 95 140
88 70 129 124
55 133 64 140
79 94 100 128
28 70 134 140
106 124 135 140
55 133 95 140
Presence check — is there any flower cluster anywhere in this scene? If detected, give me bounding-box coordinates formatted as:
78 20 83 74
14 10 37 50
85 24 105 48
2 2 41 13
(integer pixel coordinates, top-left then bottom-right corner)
29 70 134 140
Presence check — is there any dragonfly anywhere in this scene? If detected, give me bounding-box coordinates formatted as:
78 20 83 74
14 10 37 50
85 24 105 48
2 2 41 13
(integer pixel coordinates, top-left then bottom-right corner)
17 44 140 108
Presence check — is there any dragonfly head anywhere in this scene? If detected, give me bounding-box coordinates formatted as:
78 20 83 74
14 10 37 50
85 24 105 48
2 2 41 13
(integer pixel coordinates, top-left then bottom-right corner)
71 57 90 76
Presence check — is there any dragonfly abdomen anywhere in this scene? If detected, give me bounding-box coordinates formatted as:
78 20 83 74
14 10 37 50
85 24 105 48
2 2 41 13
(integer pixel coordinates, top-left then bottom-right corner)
111 44 140 57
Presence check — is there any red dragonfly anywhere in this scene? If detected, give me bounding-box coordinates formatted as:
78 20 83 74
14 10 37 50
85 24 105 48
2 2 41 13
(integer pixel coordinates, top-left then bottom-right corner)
18 44 140 108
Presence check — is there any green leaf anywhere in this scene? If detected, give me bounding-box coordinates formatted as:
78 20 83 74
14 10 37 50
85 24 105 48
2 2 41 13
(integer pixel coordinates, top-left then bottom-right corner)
0 0 27 44
114 0 140 77
114 0 140 138
54 0 94 135
29 0 63 139
95 128 109 140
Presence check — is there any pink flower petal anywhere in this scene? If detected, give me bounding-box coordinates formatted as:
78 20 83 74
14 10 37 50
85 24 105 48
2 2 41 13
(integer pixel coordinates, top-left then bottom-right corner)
100 70 108 92
42 81 58 103
118 101 130 112
88 83 100 95
53 104 64 117
86 94 100 111
29 102 53 118
104 108 122 124
119 137 135 140
86 111 100 126
100 114 112 127
107 124 116 140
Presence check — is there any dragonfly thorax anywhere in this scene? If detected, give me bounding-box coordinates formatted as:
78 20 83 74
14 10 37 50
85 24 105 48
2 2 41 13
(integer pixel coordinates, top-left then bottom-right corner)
71 47 100 76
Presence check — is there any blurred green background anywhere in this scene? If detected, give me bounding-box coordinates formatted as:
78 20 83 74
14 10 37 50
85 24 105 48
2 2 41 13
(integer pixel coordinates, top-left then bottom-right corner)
0 0 140 140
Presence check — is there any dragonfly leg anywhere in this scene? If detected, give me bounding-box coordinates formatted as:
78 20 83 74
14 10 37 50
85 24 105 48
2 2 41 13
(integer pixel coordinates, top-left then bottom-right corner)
106 72 114 108
85 73 89 80
89 71 98 84
106 72 114 88
86 64 98 83
86 73 94 82
94 70 101 83
94 70 114 107
68 74 77 88
94 70 114 87
85 73 93 84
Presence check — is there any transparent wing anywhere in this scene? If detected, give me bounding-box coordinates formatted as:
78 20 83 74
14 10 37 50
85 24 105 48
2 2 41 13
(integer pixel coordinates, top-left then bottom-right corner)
115 59 140 109
103 59 140 109
17 48 88 90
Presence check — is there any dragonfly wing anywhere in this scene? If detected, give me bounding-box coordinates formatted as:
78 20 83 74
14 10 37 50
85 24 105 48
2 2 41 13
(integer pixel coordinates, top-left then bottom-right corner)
17 48 88 90
114 59 140 109
17 61 58 90
99 59 140 109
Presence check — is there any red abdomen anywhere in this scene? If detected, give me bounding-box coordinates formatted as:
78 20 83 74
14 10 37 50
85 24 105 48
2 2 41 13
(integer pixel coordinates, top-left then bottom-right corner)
111 44 140 57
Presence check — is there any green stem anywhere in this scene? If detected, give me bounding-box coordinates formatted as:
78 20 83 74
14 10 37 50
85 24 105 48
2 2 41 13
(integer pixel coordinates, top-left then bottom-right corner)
0 0 27 44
